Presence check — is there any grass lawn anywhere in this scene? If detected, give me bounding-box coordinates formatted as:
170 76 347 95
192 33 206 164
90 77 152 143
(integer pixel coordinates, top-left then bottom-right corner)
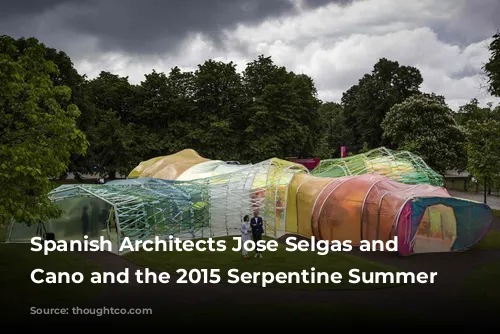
110 302 417 326
466 260 500 310
0 243 103 319
124 236 402 291
493 209 500 217
473 230 500 251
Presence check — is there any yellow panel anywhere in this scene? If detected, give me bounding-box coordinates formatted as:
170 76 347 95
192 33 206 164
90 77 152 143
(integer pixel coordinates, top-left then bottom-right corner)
414 204 457 253
431 205 457 243
129 149 210 180
285 173 308 233
274 185 287 229
141 159 175 178
152 161 202 180
429 207 442 236
285 173 332 237
128 156 164 178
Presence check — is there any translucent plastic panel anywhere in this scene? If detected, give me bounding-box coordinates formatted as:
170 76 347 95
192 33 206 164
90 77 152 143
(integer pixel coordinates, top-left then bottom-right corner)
413 205 457 253
407 197 492 254
128 156 163 178
314 175 377 245
133 149 210 180
176 160 225 180
7 222 37 242
9 197 115 243
312 147 443 186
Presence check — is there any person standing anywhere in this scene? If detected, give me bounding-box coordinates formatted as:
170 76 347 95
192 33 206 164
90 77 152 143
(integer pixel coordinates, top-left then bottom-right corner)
241 215 252 258
82 206 89 238
250 211 264 258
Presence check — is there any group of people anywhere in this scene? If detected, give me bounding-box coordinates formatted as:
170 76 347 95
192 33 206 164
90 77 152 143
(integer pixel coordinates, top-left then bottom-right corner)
241 211 265 258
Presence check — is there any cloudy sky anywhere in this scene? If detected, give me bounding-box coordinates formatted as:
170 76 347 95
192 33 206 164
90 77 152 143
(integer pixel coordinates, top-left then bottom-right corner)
1 0 499 110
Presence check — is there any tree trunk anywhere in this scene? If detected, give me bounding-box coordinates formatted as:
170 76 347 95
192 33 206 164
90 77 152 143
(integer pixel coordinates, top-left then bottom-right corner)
484 179 487 204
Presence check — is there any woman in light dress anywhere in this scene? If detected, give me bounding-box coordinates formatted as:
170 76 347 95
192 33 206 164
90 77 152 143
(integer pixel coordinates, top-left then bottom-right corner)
241 215 252 258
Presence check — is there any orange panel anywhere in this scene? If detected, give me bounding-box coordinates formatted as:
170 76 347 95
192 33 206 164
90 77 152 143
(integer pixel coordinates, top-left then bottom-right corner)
291 174 333 237
310 176 355 241
316 174 382 245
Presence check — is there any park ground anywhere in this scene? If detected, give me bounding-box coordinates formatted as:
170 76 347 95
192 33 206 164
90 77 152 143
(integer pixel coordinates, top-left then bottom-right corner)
1 189 499 328
448 189 500 210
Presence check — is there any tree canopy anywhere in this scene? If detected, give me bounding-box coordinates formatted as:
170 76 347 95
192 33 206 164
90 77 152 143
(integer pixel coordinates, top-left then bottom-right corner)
484 31 500 97
465 119 500 201
0 36 87 225
341 58 423 151
381 94 467 174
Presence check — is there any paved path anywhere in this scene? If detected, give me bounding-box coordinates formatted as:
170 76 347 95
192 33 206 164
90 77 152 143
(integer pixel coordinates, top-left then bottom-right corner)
448 189 500 210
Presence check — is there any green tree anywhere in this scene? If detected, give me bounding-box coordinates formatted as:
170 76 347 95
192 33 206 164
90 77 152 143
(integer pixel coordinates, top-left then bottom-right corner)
190 60 247 160
483 31 500 97
0 36 87 225
455 98 500 126
457 99 500 195
87 71 138 122
359 142 369 154
11 37 85 100
243 55 321 160
134 67 201 157
465 119 500 203
134 68 193 157
381 94 467 174
8 37 90 179
67 80 99 178
314 102 354 158
421 92 446 105
341 58 423 150
161 67 199 154
83 72 143 178
91 109 145 178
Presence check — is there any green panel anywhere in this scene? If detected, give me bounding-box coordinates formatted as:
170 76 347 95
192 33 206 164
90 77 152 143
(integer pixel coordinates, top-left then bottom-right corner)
312 147 443 186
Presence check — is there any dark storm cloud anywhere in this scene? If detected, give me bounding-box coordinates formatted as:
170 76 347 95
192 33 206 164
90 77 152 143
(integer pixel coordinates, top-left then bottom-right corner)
0 0 81 17
2 0 497 58
302 0 355 9
434 0 500 46
0 0 357 55
49 0 300 54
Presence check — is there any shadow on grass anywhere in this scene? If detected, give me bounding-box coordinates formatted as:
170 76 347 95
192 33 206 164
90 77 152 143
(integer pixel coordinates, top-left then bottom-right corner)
130 302 417 326
473 230 500 251
466 260 500 310
0 243 103 319
124 236 403 291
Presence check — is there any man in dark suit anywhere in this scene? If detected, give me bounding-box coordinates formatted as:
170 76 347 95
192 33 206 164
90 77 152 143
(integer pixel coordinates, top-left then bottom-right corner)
250 211 264 258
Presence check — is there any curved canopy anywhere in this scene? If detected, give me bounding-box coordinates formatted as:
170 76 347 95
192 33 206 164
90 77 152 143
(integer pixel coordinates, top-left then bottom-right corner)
176 160 225 180
312 147 443 186
128 149 210 180
286 173 492 255
7 179 210 250
7 148 493 257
